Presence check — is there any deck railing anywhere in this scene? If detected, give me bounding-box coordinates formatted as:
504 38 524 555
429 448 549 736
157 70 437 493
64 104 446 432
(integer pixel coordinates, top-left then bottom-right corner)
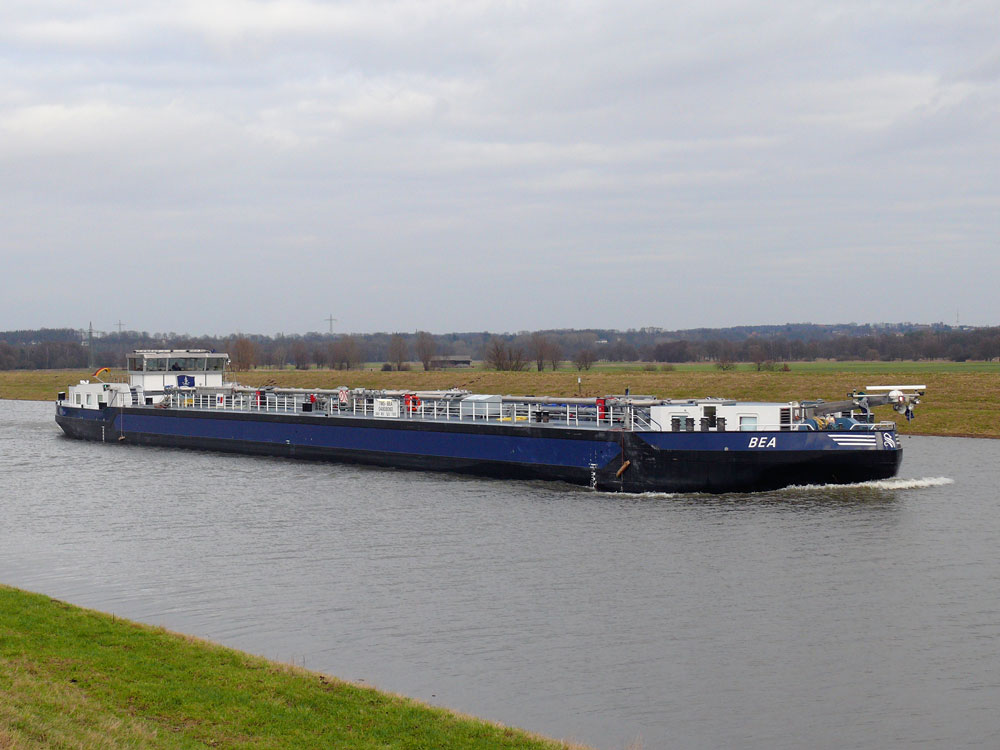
157 390 896 434
160 390 665 430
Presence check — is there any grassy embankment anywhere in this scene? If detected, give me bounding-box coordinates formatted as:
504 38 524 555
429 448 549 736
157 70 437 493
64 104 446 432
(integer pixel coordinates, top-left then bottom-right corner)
0 585 584 750
5 362 995 437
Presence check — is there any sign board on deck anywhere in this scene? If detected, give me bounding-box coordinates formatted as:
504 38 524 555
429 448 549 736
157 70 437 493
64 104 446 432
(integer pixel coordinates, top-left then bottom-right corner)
374 398 400 418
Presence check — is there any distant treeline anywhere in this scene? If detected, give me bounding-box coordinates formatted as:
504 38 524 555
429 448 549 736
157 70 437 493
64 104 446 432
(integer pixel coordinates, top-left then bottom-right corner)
1 323 998 371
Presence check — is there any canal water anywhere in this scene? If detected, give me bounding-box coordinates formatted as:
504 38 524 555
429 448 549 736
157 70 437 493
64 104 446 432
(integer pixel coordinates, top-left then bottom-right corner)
2 398 998 749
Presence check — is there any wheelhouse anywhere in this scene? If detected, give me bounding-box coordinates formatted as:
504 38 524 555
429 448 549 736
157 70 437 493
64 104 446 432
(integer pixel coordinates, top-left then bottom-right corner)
126 350 229 391
58 349 230 410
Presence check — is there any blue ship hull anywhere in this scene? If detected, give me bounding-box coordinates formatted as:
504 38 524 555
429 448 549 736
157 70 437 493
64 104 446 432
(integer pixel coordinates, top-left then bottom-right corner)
55 404 902 493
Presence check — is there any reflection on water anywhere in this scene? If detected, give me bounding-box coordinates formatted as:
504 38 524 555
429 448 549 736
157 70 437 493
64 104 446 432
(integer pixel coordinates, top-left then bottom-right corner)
2 400 999 750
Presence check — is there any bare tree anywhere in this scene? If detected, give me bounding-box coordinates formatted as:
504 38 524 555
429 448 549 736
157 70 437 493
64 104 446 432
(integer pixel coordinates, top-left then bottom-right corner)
573 349 595 371
229 337 257 372
608 339 637 361
547 341 562 370
329 336 363 370
749 343 767 372
507 344 529 371
415 331 436 371
387 334 408 371
484 337 509 370
313 346 328 369
289 340 310 370
484 337 529 371
530 332 550 372
270 346 287 368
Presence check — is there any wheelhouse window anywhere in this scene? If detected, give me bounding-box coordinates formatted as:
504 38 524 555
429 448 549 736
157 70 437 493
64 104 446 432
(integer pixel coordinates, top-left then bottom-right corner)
146 358 167 372
206 357 227 371
168 357 203 371
127 356 143 371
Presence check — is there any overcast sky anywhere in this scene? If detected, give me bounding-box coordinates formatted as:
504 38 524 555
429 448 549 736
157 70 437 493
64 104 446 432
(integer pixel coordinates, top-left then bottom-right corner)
2 1 998 336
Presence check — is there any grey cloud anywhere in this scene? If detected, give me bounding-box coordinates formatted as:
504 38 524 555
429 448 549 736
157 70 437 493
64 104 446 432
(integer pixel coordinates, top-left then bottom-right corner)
1 0 998 334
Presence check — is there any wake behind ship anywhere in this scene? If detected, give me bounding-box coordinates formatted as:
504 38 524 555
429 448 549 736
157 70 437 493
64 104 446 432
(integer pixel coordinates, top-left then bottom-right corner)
56 350 923 493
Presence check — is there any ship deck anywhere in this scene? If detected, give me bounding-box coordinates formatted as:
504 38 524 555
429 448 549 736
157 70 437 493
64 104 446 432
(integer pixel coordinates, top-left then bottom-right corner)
148 400 624 431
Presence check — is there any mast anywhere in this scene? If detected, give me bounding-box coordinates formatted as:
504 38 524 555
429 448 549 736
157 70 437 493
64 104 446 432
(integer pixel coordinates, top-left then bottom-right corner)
87 322 94 371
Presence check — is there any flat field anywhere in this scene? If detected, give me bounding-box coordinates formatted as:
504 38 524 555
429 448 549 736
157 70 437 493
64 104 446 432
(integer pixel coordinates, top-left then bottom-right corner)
586 360 1000 374
5 362 998 437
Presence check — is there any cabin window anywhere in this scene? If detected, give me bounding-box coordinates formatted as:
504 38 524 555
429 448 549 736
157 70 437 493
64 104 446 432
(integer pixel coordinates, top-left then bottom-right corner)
86 393 93 406
739 415 758 431
75 393 81 405
168 357 202 371
703 405 717 428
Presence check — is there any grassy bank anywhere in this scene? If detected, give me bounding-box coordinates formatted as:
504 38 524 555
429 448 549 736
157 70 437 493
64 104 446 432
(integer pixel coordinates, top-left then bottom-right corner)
7 363 996 437
0 585 584 749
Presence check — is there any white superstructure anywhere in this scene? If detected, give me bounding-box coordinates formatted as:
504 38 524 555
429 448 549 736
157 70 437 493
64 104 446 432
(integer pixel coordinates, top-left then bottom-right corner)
125 350 228 391
60 350 230 410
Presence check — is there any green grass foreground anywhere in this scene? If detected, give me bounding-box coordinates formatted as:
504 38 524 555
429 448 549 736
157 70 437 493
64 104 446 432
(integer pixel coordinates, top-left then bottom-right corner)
0 586 585 750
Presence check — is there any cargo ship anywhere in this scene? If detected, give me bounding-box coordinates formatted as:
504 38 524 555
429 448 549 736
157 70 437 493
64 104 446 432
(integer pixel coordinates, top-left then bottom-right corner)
55 350 924 493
